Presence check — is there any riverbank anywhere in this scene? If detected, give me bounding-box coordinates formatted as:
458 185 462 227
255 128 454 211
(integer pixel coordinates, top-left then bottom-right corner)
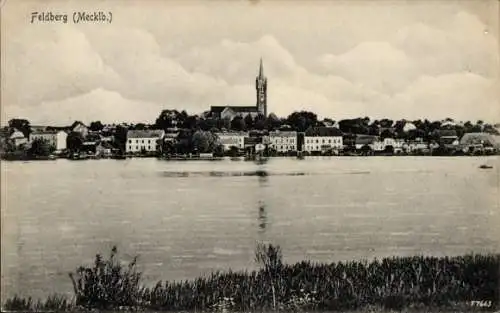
2 246 499 312
1 153 499 162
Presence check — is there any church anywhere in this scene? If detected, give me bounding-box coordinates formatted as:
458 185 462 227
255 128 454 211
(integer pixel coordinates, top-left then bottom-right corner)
209 58 268 120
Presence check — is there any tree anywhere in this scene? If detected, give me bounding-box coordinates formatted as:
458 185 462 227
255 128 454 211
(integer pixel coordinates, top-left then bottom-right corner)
176 129 193 154
266 113 282 131
181 115 199 130
191 130 218 153
338 118 369 135
8 118 31 138
28 138 54 157
213 144 224 157
254 114 267 130
380 128 395 139
155 110 175 130
113 125 128 152
89 121 104 132
244 114 254 130
199 118 217 131
231 116 246 131
286 111 317 132
162 140 175 155
67 131 84 152
133 123 147 130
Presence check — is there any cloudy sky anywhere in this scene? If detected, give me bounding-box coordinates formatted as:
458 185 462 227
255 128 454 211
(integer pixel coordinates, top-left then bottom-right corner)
1 0 499 126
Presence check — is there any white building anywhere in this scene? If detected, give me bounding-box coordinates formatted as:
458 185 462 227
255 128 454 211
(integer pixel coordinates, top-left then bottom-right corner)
403 141 428 153
10 130 28 146
215 131 248 151
381 138 404 153
303 127 343 153
269 131 297 153
29 130 68 151
126 130 165 153
403 122 417 132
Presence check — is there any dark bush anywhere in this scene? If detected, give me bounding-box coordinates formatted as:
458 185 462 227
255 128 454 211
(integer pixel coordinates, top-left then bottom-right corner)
68 246 142 310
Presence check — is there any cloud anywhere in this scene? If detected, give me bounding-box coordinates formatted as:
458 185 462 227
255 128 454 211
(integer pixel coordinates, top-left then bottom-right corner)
1 2 498 125
3 89 163 126
391 72 499 121
3 26 120 106
392 11 499 78
316 42 417 94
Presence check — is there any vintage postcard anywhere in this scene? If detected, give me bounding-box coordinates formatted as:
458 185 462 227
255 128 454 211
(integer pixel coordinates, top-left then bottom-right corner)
1 0 499 312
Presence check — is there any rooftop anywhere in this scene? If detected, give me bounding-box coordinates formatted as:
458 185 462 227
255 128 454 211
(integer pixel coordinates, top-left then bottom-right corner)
126 130 165 138
269 130 297 137
210 106 258 114
305 126 343 137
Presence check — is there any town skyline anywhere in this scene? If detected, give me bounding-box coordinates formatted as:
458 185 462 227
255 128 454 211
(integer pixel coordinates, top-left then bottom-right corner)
2 0 499 126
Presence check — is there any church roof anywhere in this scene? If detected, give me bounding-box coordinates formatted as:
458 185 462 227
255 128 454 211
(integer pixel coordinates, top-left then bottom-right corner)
258 58 264 78
210 106 259 114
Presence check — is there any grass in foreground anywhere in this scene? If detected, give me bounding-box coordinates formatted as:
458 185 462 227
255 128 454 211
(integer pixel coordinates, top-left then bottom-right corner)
2 244 499 312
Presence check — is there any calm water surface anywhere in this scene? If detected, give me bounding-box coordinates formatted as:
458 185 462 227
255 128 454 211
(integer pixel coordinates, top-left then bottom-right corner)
1 157 499 300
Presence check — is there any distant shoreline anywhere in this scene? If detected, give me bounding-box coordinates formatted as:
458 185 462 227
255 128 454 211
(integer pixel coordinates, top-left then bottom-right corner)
1 153 499 162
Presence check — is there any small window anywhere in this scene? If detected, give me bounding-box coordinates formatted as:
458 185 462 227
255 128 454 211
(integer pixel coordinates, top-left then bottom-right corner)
128 139 132 143
129 145 132 150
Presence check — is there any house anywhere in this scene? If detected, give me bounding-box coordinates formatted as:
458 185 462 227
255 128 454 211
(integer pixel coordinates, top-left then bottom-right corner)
380 138 404 153
355 135 379 150
215 131 248 151
210 106 261 120
403 122 417 132
10 130 28 146
29 130 68 152
81 141 98 154
126 130 165 154
403 140 429 154
164 127 181 144
303 127 343 153
99 134 115 143
97 142 113 157
269 131 297 153
460 132 499 147
70 121 89 138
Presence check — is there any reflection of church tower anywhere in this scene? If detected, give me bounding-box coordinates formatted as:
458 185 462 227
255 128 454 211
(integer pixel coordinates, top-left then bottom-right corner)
256 58 267 117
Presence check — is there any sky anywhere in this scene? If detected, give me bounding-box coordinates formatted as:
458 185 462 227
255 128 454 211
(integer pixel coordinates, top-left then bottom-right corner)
1 0 499 126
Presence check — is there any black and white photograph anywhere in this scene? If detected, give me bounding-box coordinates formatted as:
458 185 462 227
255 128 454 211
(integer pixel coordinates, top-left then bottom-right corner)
1 0 499 312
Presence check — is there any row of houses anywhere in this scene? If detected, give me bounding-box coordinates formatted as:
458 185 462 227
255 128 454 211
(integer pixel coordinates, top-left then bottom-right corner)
206 128 500 155
5 121 94 154
5 121 499 157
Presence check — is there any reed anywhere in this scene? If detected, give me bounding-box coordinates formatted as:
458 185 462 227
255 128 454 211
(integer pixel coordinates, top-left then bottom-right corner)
3 294 73 312
68 245 142 310
2 246 499 312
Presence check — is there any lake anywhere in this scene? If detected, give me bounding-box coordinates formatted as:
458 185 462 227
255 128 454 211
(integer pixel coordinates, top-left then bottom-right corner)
1 156 499 300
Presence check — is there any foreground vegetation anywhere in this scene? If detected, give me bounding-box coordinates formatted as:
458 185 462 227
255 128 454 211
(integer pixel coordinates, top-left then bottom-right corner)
2 245 499 312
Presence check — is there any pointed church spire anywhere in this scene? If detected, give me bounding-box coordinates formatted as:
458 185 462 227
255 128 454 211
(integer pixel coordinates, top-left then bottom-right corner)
259 57 264 78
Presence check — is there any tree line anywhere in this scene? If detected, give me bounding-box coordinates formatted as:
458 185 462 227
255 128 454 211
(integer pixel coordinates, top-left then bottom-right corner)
2 112 498 156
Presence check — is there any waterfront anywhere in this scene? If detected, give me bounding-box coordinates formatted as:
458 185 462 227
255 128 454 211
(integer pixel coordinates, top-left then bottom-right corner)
1 157 499 301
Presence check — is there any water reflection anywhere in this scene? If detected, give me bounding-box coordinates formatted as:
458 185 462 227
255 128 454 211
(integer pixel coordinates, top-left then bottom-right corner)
258 201 267 232
160 171 306 178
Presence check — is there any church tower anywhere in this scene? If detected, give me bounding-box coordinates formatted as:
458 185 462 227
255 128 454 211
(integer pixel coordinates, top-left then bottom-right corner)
256 58 267 117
